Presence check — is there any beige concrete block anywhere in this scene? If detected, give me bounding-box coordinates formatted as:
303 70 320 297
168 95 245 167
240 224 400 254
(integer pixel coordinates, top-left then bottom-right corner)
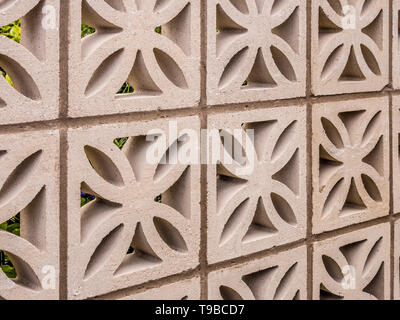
208 246 307 300
68 0 200 117
311 0 389 95
395 219 400 300
392 96 400 214
67 116 201 299
0 0 59 124
393 1 400 89
119 277 200 300
312 97 390 233
207 106 307 264
0 130 59 300
206 0 306 105
313 223 390 300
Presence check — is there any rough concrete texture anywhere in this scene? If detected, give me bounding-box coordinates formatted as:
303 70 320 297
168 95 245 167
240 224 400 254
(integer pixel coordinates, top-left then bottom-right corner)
68 0 201 117
208 246 307 300
207 106 307 263
312 97 390 234
313 223 390 300
311 0 389 95
66 116 200 299
0 0 60 124
118 278 200 300
0 130 59 300
392 96 400 213
207 0 306 105
393 1 400 89
395 219 400 300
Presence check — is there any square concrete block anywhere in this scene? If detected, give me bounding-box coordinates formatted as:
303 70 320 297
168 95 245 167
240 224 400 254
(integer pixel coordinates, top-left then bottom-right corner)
67 116 201 299
119 277 200 300
313 223 390 300
207 106 307 264
68 0 201 118
395 219 400 300
206 0 306 105
312 97 390 233
208 246 307 300
311 0 389 96
0 0 60 124
0 130 59 300
392 96 400 214
393 1 400 89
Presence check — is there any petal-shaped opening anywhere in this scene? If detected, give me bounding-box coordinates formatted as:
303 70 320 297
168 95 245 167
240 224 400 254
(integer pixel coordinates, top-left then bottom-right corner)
270 46 297 81
153 216 188 253
270 192 297 226
153 48 188 89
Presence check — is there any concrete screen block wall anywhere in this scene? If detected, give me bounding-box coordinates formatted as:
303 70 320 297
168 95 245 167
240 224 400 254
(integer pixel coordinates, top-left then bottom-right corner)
0 0 400 300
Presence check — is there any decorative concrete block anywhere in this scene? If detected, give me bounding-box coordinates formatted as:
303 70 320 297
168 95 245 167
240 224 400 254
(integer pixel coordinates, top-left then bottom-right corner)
208 246 307 300
311 0 389 95
119 278 200 300
206 0 306 105
393 1 400 89
392 96 400 214
68 0 201 117
313 223 390 300
0 0 60 124
312 97 390 233
0 130 59 300
207 106 307 264
67 116 201 299
395 219 400 300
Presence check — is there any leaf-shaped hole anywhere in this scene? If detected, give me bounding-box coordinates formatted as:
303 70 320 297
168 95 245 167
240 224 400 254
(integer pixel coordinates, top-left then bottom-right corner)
0 150 42 206
228 0 249 14
219 46 249 89
0 54 41 100
84 145 124 187
271 120 297 161
153 217 188 252
363 237 383 276
104 0 126 11
322 178 344 218
321 117 344 149
0 251 16 278
361 174 382 202
362 111 381 145
270 46 297 81
84 224 124 280
84 48 124 97
274 263 298 300
153 48 188 89
360 44 381 76
270 193 297 226
220 198 250 246
322 255 344 282
321 44 344 80
219 285 243 300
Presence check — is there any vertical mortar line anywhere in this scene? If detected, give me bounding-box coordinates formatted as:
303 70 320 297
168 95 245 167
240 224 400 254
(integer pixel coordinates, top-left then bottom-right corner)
199 0 208 300
305 0 313 300
58 0 70 300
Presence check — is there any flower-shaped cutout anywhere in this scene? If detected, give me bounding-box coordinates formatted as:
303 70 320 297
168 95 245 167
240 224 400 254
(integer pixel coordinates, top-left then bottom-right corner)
69 0 200 117
312 0 389 95
207 0 306 104
312 98 389 233
208 107 306 263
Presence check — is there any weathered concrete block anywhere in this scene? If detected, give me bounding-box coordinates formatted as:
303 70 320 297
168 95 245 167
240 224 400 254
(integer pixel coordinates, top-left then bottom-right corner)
207 106 307 263
312 97 390 233
67 116 201 299
0 130 59 299
311 0 389 95
206 0 306 105
392 96 400 214
208 246 307 300
313 223 390 300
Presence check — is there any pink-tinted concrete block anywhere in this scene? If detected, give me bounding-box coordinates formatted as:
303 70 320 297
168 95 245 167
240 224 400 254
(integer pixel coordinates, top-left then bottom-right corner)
395 219 400 300
119 277 200 300
207 106 307 263
311 0 389 95
0 130 59 299
68 0 201 118
67 116 201 299
0 0 60 124
208 246 307 300
392 96 400 214
206 0 306 105
313 223 390 300
393 1 400 89
312 97 390 233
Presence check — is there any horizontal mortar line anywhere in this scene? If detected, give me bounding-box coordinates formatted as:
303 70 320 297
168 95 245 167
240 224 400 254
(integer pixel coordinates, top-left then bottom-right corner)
89 267 201 300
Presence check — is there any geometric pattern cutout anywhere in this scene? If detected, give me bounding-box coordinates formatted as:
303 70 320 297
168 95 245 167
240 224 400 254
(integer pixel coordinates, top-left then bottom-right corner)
208 246 307 300
392 96 400 214
312 97 390 233
68 0 201 118
313 224 390 300
207 106 307 264
0 131 59 299
66 116 200 299
311 0 389 95
0 0 60 124
206 0 306 105
119 277 200 300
